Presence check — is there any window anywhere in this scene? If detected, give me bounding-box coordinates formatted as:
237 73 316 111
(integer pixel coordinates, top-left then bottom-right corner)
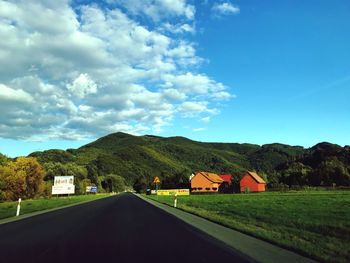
205 187 210 190
212 187 217 191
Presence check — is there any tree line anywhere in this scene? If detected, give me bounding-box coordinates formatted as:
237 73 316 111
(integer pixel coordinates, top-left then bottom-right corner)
0 153 128 201
263 143 350 189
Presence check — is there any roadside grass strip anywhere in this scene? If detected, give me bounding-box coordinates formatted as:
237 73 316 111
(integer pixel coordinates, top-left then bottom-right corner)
147 191 350 263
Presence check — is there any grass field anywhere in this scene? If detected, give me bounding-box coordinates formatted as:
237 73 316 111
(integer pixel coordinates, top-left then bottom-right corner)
0 194 113 220
147 191 350 263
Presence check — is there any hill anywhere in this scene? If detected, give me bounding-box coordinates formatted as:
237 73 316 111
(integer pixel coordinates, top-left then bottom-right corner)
275 142 350 187
18 133 349 193
24 132 349 192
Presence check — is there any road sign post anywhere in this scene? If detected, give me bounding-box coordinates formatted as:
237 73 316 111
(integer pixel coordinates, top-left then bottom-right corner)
173 193 178 208
153 176 161 194
16 198 21 216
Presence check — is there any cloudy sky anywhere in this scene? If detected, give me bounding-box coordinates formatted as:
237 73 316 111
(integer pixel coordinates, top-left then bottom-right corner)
1 0 349 157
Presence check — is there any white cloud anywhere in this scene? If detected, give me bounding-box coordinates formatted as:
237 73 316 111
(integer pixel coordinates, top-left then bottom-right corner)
67 73 98 99
110 0 195 21
192 127 206 132
162 89 187 101
0 84 33 103
201 116 211 123
178 101 207 113
161 23 195 34
178 101 218 117
211 91 234 100
163 72 225 94
212 2 240 16
0 0 233 140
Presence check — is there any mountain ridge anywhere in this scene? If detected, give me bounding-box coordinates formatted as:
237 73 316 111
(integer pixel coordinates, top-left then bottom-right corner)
23 132 350 192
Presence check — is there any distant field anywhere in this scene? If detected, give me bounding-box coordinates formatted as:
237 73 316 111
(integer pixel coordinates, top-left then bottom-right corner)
147 191 350 263
0 194 112 220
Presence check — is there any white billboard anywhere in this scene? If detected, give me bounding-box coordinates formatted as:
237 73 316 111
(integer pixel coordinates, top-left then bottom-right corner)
54 176 74 186
52 185 75 195
52 176 75 195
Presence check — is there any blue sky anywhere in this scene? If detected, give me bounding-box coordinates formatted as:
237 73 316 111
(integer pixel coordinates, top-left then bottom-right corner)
0 0 349 157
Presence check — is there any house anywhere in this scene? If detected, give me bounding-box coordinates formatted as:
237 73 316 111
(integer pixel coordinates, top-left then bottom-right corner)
219 174 233 185
240 171 266 192
191 172 224 193
219 174 233 193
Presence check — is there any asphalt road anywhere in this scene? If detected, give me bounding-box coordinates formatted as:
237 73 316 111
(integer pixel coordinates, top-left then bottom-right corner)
0 193 253 263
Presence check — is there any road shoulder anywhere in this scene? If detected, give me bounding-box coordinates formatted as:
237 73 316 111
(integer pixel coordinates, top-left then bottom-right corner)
137 194 317 263
0 194 116 225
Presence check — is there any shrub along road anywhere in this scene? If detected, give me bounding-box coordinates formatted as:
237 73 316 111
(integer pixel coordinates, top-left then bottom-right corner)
0 192 253 263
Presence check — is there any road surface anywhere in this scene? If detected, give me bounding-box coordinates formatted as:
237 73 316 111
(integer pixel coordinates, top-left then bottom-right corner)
0 193 253 263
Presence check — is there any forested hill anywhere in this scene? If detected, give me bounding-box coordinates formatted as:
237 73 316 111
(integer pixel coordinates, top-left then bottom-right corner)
27 133 301 182
17 132 350 191
275 142 350 187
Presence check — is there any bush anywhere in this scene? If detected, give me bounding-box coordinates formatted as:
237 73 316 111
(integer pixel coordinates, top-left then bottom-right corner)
0 157 45 201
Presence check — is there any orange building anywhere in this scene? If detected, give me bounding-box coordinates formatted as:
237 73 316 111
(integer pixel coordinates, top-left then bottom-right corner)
240 171 266 192
191 172 224 193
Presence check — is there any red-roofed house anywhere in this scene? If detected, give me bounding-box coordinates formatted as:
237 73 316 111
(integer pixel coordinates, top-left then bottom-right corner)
191 172 224 193
219 174 233 185
240 171 266 192
219 173 234 193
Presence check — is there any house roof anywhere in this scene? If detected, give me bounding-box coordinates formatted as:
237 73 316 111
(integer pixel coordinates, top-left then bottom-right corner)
219 174 233 183
247 171 266 184
196 172 224 183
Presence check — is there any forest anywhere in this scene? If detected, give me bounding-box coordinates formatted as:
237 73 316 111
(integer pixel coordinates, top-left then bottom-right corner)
0 132 349 200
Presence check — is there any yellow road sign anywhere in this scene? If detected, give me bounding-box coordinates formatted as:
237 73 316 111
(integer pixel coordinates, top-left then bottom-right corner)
156 189 190 196
153 176 160 184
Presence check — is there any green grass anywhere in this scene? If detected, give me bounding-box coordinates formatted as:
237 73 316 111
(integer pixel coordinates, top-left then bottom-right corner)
147 191 350 263
0 194 112 220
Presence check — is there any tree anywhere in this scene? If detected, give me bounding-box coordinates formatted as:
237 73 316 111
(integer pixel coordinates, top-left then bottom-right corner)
43 162 67 181
133 175 148 193
29 149 75 164
313 157 350 186
87 164 99 185
0 163 26 200
281 162 312 186
258 171 269 184
102 174 126 192
14 157 45 199
0 157 45 201
64 163 88 194
161 170 190 189
0 153 9 166
79 178 92 194
232 174 241 193
219 181 232 193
